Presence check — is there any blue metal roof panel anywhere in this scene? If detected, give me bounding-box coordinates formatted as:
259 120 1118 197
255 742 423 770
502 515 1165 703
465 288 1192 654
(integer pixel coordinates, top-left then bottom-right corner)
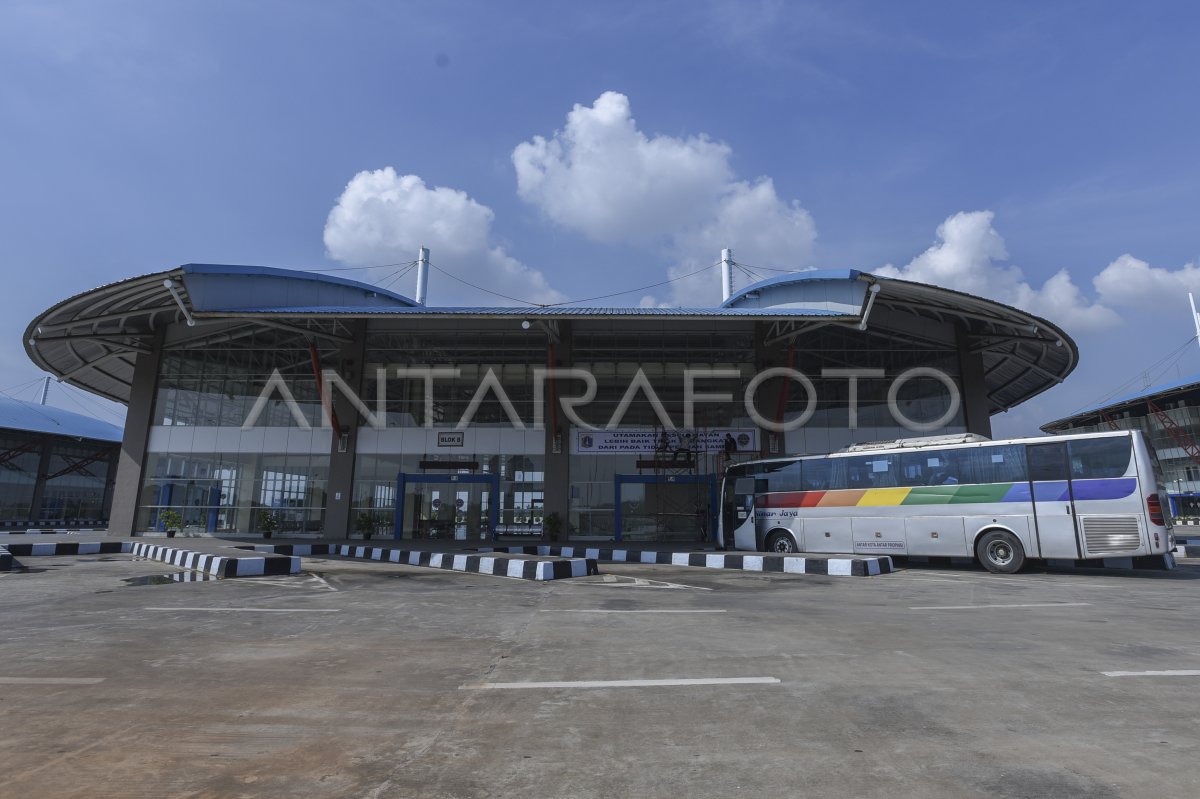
1044 373 1200 428
722 269 866 307
0 396 122 442
180 264 418 309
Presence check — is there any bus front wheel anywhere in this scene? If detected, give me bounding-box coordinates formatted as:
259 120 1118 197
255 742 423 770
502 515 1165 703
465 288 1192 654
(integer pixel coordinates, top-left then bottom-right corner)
765 530 797 554
976 530 1025 574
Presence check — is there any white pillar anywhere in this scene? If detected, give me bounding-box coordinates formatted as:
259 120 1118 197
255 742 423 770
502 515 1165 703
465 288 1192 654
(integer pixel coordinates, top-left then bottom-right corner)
720 248 734 304
416 247 430 305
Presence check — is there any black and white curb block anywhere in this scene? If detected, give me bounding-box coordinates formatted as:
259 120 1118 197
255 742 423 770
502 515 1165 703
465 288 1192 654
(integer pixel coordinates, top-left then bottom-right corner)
4 540 131 557
1173 536 1200 558
2 540 298 578
484 546 893 577
0 529 85 535
239 543 599 581
0 545 11 572
129 542 299 577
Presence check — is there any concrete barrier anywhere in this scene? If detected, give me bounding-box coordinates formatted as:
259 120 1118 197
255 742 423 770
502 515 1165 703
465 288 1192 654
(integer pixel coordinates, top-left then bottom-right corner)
239 543 598 581
483 546 893 577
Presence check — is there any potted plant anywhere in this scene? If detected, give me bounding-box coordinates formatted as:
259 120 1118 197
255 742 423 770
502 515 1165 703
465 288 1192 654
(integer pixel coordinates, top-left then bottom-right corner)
543 511 563 543
258 510 280 539
355 512 378 541
159 509 182 539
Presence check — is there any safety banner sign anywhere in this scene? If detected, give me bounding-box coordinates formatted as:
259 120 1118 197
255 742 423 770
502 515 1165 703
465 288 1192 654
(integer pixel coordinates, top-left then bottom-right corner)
572 428 758 454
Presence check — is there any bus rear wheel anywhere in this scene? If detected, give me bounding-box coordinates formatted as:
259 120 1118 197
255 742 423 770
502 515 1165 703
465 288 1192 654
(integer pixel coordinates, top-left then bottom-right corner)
976 530 1025 574
765 530 797 554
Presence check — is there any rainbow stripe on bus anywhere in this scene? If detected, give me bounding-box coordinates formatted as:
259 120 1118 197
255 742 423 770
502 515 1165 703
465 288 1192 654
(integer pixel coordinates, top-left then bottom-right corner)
754 478 1138 510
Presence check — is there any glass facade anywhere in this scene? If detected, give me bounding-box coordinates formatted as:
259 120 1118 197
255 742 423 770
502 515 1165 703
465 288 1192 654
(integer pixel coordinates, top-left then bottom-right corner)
138 327 335 534
0 430 115 526
1046 395 1200 518
131 314 978 539
136 451 328 534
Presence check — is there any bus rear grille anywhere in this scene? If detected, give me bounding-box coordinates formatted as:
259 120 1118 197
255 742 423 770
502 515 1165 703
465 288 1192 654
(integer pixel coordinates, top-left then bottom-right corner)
1081 516 1142 554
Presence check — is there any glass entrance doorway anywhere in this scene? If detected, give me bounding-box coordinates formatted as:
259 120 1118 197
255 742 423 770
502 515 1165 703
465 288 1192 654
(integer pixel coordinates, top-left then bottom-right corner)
613 474 718 544
395 473 500 541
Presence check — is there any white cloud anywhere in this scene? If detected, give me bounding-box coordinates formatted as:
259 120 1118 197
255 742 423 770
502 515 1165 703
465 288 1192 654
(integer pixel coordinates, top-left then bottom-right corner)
324 167 564 305
1094 253 1200 308
512 91 733 245
513 92 817 306
666 177 818 305
875 210 1120 333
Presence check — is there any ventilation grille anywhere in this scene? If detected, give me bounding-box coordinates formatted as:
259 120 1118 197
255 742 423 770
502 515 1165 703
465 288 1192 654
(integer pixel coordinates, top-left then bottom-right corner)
1081 516 1142 554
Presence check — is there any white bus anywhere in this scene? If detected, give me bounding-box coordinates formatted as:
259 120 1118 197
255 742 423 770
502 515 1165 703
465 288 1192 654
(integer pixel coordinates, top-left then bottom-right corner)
718 431 1174 573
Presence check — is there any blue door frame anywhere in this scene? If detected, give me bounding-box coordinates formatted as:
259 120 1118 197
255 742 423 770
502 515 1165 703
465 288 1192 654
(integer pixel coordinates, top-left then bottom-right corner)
613 473 719 543
394 472 501 540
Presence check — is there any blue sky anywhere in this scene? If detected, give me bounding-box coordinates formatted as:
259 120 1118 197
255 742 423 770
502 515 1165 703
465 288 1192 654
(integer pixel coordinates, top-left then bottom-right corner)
2 1 1199 436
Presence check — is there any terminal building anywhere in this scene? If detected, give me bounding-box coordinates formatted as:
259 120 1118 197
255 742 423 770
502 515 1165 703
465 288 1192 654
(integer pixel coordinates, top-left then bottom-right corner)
0 395 121 530
1042 376 1200 518
24 260 1076 541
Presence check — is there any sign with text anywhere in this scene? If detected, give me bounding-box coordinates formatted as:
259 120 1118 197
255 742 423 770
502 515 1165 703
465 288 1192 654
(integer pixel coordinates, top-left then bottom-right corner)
437 431 465 447
572 428 758 454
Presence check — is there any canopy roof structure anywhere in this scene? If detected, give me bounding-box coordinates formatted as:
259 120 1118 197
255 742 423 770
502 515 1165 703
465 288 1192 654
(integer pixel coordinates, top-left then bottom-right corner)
25 263 1077 415
1041 373 1200 432
0 395 122 442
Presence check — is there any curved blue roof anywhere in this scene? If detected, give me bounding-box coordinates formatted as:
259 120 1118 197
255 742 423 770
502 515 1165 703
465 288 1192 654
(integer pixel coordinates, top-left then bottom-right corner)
179 263 417 311
722 269 865 307
26 261 1078 415
0 395 122 442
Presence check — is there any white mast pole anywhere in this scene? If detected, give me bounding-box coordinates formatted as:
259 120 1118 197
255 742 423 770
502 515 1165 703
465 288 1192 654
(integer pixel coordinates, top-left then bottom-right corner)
415 247 430 305
720 248 734 303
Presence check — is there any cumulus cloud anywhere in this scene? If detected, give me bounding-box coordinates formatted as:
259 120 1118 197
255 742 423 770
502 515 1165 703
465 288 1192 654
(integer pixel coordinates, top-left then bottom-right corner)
875 211 1120 333
324 167 565 305
1094 253 1200 308
513 91 733 244
513 92 817 306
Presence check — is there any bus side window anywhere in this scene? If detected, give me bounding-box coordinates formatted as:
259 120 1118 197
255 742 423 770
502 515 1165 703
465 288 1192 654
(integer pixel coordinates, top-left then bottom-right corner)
1068 437 1133 478
802 459 832 491
975 445 1026 483
900 451 943 486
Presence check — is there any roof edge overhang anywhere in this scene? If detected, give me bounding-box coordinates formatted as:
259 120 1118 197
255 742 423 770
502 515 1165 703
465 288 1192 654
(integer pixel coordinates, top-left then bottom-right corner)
25 263 1080 415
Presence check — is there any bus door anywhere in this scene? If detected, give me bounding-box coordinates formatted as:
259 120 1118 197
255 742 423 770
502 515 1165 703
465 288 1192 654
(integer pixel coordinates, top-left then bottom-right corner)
721 473 758 550
1026 441 1081 559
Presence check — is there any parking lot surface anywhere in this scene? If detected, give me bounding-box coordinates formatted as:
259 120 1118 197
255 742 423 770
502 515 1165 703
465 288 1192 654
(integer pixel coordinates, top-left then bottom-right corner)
1 553 1198 798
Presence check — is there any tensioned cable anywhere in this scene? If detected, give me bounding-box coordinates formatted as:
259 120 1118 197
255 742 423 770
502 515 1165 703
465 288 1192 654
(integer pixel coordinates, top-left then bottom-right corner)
54 383 126 424
0 377 47 399
54 381 127 422
543 260 725 307
377 263 419 292
1066 334 1199 416
735 263 766 283
426 262 544 307
728 261 802 274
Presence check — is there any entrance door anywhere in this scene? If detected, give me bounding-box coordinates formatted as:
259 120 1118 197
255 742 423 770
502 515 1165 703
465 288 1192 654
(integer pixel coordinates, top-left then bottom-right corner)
395 473 500 541
614 474 718 543
1026 441 1080 559
721 472 758 550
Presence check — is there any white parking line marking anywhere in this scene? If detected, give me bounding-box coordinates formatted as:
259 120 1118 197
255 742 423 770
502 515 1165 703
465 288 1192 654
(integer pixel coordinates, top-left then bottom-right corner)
0 677 105 685
539 609 725 614
143 607 340 613
1101 670 1200 677
571 575 713 590
909 602 1091 610
461 676 780 690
